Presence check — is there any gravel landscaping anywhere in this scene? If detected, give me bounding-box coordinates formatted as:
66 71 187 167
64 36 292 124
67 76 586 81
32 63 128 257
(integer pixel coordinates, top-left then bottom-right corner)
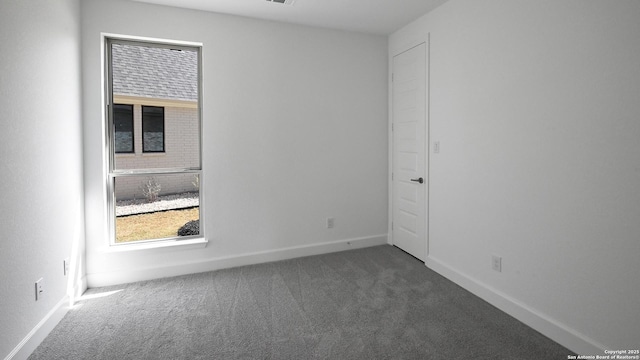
116 192 199 216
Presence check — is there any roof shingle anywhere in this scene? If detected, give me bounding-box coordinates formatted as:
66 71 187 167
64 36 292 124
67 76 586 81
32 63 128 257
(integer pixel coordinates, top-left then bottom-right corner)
112 43 198 102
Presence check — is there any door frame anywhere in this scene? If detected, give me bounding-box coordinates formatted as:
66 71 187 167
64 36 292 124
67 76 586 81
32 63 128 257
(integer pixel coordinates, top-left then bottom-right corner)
388 37 430 260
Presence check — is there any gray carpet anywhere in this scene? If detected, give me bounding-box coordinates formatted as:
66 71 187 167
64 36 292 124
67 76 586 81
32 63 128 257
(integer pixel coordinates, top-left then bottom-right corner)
29 245 573 359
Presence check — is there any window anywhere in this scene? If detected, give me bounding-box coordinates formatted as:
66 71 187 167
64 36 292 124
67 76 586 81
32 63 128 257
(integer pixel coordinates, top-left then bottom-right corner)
114 104 134 153
142 106 165 153
106 37 202 245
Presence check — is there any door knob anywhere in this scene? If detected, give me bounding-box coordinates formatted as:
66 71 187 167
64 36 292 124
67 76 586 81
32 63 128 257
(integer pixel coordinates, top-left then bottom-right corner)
410 177 424 184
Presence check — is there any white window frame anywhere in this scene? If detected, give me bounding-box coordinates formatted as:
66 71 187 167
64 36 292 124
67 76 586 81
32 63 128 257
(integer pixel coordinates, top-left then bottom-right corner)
104 34 205 248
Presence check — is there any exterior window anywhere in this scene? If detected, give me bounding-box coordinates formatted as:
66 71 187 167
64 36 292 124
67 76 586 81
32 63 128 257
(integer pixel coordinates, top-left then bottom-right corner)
142 106 165 152
106 37 202 245
114 104 134 153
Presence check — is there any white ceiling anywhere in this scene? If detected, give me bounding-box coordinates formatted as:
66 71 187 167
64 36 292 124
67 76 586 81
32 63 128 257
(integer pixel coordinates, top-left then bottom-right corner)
129 0 449 35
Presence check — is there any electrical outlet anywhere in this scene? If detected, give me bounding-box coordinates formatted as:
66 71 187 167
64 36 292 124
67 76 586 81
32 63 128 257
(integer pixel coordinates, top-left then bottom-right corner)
492 255 502 272
35 278 44 301
64 258 70 276
327 217 335 229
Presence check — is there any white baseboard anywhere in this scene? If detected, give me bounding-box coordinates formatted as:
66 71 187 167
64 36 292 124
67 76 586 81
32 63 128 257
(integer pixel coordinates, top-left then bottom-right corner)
69 275 88 304
4 296 69 360
87 234 388 288
425 256 607 356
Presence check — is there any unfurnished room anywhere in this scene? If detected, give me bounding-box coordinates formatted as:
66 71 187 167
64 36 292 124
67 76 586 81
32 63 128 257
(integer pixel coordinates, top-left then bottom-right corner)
1 0 639 359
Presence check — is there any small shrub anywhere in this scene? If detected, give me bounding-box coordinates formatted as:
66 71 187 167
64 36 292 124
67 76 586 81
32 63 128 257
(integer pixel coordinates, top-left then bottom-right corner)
192 174 200 190
178 220 199 236
140 177 161 203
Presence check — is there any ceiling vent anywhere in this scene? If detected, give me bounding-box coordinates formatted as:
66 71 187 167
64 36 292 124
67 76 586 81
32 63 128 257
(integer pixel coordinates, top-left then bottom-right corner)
266 0 296 5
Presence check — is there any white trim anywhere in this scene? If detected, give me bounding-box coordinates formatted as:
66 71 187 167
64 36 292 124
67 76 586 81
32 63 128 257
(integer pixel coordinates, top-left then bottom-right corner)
100 32 203 48
87 234 388 287
4 296 69 360
106 237 208 253
113 95 197 109
425 256 607 356
70 275 88 305
387 40 396 247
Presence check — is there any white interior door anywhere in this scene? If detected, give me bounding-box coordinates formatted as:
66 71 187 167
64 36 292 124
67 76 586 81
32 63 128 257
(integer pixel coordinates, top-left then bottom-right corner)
392 43 427 261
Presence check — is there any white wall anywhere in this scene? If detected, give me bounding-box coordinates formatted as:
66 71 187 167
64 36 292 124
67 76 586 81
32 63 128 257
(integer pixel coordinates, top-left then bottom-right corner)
390 0 640 354
0 0 84 359
82 0 388 285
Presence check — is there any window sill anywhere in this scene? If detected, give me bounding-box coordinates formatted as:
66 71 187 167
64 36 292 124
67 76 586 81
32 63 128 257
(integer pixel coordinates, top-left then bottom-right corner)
106 237 207 253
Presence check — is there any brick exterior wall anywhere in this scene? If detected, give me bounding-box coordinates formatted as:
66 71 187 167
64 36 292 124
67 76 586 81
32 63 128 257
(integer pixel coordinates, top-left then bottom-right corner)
115 104 200 200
